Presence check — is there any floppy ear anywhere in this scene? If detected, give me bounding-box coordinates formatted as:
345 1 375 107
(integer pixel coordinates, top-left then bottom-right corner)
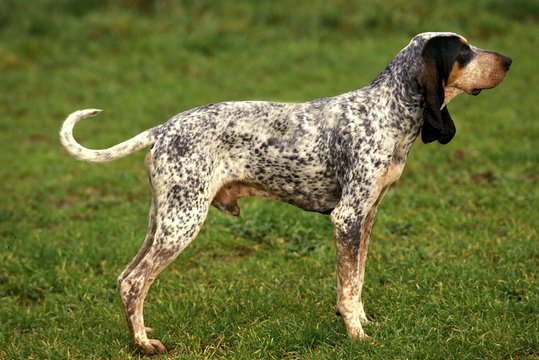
420 37 457 144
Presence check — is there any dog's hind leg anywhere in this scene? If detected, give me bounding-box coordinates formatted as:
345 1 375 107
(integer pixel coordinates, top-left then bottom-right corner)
117 153 157 288
117 191 157 290
119 192 209 354
118 160 212 354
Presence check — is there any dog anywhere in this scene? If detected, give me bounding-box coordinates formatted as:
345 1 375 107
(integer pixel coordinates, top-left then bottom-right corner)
60 32 511 354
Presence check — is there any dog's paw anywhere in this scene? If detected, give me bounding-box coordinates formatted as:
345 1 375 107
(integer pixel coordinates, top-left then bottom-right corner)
359 315 369 325
359 316 380 327
140 339 166 355
349 328 373 342
360 332 373 342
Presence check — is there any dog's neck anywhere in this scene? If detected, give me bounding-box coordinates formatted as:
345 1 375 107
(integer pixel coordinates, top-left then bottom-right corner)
360 57 425 138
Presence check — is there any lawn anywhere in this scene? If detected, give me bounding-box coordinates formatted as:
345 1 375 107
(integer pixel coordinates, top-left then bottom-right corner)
0 1 538 359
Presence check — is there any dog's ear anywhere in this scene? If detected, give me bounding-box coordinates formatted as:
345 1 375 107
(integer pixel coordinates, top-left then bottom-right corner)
420 36 458 144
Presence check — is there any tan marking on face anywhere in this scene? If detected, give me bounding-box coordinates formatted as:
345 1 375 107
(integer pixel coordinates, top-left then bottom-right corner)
459 36 470 46
443 49 509 108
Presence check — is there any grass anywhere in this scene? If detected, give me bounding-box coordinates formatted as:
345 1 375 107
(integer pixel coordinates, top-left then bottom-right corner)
1 0 538 358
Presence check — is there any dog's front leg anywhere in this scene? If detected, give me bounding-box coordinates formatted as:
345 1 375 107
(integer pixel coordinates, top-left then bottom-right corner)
331 206 369 340
355 186 388 325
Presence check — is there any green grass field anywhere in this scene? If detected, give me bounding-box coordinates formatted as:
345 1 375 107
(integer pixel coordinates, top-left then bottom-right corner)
1 1 538 358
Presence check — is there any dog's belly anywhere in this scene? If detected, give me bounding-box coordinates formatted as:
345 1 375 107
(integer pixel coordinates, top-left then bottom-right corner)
212 167 342 216
257 171 342 213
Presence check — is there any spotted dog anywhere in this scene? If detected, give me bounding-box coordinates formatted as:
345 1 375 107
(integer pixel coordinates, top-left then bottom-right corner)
60 32 511 354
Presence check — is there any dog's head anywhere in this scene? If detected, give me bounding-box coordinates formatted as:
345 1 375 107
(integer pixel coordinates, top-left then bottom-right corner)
416 33 512 144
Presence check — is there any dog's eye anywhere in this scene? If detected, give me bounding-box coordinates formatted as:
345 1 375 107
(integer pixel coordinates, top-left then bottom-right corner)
455 46 474 66
456 47 473 63
459 47 471 56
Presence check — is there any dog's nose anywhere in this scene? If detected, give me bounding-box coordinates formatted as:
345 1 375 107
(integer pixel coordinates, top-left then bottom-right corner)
503 56 512 71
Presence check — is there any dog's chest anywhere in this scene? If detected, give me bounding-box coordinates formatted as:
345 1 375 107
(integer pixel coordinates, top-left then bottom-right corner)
380 135 416 188
380 162 405 188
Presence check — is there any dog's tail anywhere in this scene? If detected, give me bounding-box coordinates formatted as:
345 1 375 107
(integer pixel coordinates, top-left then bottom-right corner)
60 109 157 163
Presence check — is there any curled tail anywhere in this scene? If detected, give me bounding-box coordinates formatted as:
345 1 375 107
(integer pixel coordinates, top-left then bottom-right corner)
60 109 157 163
